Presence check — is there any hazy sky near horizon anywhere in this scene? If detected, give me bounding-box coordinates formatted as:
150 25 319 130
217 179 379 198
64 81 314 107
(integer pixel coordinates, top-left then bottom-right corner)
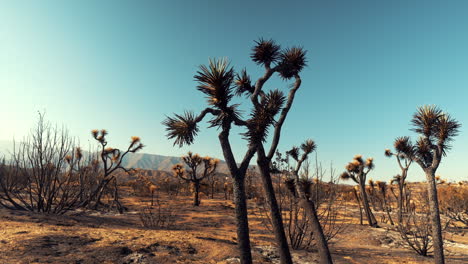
1 1 467 182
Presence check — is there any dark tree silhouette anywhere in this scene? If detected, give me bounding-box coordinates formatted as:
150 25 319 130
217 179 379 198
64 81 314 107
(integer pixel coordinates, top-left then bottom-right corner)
285 140 333 263
163 39 307 264
85 130 144 213
341 155 378 227
172 152 218 206
392 105 460 264
385 136 414 225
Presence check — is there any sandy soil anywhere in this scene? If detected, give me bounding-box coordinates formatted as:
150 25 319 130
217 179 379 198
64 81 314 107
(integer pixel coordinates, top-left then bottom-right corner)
0 191 466 264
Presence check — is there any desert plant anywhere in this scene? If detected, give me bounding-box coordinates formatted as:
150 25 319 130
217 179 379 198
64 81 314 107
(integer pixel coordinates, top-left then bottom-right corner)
139 200 178 229
83 129 144 213
438 185 468 227
0 114 82 214
393 105 461 264
172 152 218 206
259 148 344 260
163 39 307 264
243 40 308 264
341 155 378 227
398 205 433 256
375 181 394 225
284 140 333 262
385 136 414 224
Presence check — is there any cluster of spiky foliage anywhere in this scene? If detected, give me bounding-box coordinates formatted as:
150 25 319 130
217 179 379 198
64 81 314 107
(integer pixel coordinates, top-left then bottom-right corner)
243 89 285 143
340 155 374 183
234 69 254 96
286 140 316 163
162 111 199 147
410 105 460 166
277 47 307 80
250 38 281 66
163 39 308 150
386 106 460 171
195 58 235 109
92 129 107 144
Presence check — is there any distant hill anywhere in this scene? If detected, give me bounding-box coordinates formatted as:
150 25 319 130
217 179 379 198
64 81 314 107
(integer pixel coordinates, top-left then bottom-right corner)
0 140 233 174
121 152 232 174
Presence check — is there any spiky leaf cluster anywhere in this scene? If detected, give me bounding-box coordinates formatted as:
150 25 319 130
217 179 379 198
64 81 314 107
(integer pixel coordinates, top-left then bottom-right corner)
163 111 199 147
277 47 307 79
286 146 300 161
394 136 414 157
195 58 235 109
234 69 254 96
301 139 316 154
411 105 460 159
342 155 374 183
243 89 285 143
250 39 281 66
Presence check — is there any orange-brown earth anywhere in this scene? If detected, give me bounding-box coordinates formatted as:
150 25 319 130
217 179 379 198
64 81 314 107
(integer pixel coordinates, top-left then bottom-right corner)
0 190 466 264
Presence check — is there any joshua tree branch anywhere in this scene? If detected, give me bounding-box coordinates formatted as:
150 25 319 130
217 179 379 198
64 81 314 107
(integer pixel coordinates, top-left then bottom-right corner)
251 66 278 107
396 155 405 171
239 145 257 175
196 108 221 122
218 122 240 179
267 75 302 160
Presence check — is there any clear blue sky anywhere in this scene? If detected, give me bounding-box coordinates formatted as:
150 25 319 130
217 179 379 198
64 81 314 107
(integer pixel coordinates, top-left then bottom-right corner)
1 0 467 182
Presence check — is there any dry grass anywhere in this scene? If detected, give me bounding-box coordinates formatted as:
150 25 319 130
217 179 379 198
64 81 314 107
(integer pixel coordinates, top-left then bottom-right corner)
0 186 467 264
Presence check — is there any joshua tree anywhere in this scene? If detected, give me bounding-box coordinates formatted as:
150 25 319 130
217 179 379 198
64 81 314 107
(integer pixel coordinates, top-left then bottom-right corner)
385 136 414 224
341 155 378 227
172 152 218 206
85 130 144 212
375 181 394 225
392 105 460 264
163 39 307 264
245 40 308 264
284 140 333 263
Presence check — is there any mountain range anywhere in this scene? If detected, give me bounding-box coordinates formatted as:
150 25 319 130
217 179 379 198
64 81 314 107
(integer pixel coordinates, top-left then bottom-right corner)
0 140 233 174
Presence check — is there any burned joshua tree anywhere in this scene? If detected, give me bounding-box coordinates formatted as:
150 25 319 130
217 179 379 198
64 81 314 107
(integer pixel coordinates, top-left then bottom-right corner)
341 155 378 227
284 140 333 263
391 105 460 264
172 152 218 206
84 130 144 213
385 136 414 225
163 39 307 264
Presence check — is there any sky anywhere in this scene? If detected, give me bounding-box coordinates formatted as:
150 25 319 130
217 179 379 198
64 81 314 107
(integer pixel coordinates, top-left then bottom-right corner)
0 0 467 182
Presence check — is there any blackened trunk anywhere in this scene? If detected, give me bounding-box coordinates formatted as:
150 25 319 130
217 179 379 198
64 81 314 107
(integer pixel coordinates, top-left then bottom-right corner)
397 183 404 225
425 170 445 264
233 177 253 264
257 159 293 264
193 181 200 206
300 198 333 264
292 176 333 264
359 183 378 227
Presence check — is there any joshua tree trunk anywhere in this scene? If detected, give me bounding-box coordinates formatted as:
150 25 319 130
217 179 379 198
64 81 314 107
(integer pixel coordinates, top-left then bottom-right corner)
257 157 293 264
193 181 201 206
382 195 394 226
290 175 333 264
397 183 404 225
358 182 377 227
425 170 445 264
233 177 252 264
300 198 333 264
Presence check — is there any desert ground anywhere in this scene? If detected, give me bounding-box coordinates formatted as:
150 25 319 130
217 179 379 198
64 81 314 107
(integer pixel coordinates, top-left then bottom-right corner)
0 187 466 264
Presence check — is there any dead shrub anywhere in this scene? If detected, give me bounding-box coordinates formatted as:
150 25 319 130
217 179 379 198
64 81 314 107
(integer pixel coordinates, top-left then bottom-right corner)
139 197 178 229
438 185 468 227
